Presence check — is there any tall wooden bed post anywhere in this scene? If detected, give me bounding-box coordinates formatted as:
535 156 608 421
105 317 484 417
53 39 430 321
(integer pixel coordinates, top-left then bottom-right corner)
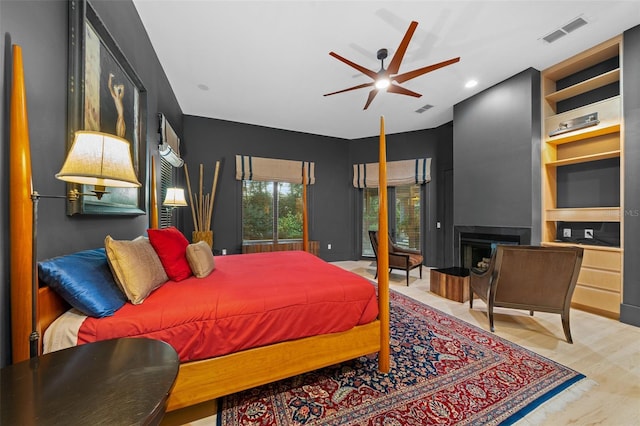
149 156 159 229
9 45 36 363
378 116 390 372
302 164 309 252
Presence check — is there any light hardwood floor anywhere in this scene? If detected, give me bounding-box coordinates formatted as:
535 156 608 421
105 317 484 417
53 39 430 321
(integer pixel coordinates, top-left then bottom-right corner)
165 261 640 426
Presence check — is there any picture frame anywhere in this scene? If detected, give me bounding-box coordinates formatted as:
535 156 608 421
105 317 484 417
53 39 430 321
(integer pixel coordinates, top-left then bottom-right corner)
66 0 147 215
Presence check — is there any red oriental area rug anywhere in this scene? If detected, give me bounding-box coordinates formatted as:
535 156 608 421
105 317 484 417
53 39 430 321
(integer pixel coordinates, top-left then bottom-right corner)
218 290 587 425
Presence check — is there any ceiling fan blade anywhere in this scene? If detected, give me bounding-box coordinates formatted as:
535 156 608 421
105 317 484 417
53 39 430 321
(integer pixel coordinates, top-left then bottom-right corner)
329 52 378 80
387 84 422 98
363 89 379 110
387 21 418 75
393 57 460 84
324 82 375 97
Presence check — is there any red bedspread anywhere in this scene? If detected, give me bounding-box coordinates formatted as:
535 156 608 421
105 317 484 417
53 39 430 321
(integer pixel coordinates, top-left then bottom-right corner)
77 251 378 362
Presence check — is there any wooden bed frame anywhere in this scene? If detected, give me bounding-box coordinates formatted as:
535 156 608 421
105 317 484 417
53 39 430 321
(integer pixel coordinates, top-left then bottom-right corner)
9 44 390 412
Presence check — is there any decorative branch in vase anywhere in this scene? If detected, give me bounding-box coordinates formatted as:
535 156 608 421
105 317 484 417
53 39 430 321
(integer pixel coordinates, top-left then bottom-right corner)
184 161 220 248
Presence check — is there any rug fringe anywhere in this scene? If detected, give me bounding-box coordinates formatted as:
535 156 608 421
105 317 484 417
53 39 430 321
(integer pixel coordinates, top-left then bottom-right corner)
514 378 597 425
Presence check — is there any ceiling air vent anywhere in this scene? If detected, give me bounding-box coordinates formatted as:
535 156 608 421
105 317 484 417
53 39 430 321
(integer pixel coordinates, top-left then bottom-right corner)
415 104 433 113
542 16 588 44
543 29 567 44
563 17 588 33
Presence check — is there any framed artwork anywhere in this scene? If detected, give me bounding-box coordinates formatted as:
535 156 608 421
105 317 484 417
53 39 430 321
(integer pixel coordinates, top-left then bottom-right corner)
67 0 147 215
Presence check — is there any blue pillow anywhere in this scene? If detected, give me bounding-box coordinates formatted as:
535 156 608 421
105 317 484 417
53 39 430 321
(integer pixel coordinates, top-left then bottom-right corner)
38 248 126 318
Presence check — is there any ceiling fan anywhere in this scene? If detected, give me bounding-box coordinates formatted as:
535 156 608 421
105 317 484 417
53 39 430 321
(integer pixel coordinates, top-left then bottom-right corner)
324 21 460 110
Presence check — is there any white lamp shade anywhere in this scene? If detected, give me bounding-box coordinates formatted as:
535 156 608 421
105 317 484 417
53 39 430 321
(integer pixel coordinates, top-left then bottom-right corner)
55 131 141 188
163 187 187 207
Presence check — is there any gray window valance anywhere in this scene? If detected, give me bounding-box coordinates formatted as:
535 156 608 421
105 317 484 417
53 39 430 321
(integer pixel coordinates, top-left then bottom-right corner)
235 155 315 184
353 158 431 188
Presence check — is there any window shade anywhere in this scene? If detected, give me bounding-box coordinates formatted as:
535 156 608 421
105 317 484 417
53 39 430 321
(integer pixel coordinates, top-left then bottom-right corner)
235 155 315 184
353 158 431 188
158 113 184 167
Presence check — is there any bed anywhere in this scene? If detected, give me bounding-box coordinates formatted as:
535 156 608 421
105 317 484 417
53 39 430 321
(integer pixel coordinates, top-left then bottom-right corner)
42 250 380 363
9 44 391 412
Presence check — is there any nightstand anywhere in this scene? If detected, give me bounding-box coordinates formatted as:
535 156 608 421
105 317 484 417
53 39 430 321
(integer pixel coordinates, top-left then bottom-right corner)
1 338 179 425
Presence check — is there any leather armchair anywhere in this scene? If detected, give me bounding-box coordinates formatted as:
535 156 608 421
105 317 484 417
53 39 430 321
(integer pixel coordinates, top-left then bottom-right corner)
369 231 423 286
469 245 583 343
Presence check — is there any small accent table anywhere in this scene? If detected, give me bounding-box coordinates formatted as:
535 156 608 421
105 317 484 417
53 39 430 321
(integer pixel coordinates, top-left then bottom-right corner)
430 267 470 303
1 338 179 425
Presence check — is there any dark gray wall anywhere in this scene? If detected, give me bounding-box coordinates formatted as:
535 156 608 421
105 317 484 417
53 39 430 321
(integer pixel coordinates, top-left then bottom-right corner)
0 0 182 366
452 68 541 240
622 25 640 326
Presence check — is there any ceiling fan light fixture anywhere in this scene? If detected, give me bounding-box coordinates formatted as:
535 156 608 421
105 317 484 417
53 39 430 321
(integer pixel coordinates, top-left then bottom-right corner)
375 78 390 89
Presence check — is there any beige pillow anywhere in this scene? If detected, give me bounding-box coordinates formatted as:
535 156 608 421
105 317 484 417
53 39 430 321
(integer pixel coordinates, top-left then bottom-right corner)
104 236 168 304
186 241 216 278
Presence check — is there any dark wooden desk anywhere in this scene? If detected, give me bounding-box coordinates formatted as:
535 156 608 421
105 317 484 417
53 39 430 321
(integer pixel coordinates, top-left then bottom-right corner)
2 338 179 425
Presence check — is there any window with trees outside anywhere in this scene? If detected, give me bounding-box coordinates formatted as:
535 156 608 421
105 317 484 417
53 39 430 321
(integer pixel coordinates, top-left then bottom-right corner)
362 184 421 257
242 180 304 242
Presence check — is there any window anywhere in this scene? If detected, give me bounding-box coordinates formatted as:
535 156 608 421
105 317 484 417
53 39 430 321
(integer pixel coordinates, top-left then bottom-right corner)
362 184 421 256
394 184 421 250
362 188 379 257
242 180 303 242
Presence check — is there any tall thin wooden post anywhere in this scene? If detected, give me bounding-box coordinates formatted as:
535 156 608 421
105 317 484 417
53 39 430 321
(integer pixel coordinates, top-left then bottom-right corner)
302 164 309 252
378 116 390 372
150 156 159 229
10 45 35 363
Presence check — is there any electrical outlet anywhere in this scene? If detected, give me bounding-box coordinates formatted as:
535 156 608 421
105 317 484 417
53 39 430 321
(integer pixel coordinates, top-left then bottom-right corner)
584 229 594 239
436 222 441 229
327 243 332 250
563 228 571 238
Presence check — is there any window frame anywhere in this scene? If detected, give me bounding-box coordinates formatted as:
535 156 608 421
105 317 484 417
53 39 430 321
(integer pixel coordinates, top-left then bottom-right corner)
360 184 423 257
241 180 305 244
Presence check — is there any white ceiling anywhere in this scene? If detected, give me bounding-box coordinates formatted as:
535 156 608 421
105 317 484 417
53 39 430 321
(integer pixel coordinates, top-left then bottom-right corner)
132 1 640 139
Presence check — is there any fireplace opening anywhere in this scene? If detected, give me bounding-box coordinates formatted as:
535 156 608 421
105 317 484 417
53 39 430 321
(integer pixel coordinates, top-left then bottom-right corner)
460 233 520 271
454 226 531 272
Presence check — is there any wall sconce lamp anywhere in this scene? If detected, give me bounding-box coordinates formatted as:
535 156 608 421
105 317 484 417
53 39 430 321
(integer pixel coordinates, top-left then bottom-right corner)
163 187 187 225
55 130 141 200
163 187 188 208
162 187 187 226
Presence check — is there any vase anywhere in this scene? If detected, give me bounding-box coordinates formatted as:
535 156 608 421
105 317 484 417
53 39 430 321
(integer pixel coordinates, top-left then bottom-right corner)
192 230 213 248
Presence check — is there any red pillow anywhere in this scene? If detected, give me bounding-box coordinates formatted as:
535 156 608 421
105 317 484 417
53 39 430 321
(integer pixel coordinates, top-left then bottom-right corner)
147 227 192 281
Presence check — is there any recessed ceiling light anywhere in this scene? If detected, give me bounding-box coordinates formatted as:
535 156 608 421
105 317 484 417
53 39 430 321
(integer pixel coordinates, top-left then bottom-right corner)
197 83 209 91
465 80 478 89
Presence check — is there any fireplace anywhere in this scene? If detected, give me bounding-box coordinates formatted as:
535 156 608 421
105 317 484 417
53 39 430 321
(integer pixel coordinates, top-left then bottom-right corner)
454 226 531 270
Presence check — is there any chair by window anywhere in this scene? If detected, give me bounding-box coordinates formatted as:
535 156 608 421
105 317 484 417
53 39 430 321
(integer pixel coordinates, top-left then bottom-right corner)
469 245 584 343
369 231 423 286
